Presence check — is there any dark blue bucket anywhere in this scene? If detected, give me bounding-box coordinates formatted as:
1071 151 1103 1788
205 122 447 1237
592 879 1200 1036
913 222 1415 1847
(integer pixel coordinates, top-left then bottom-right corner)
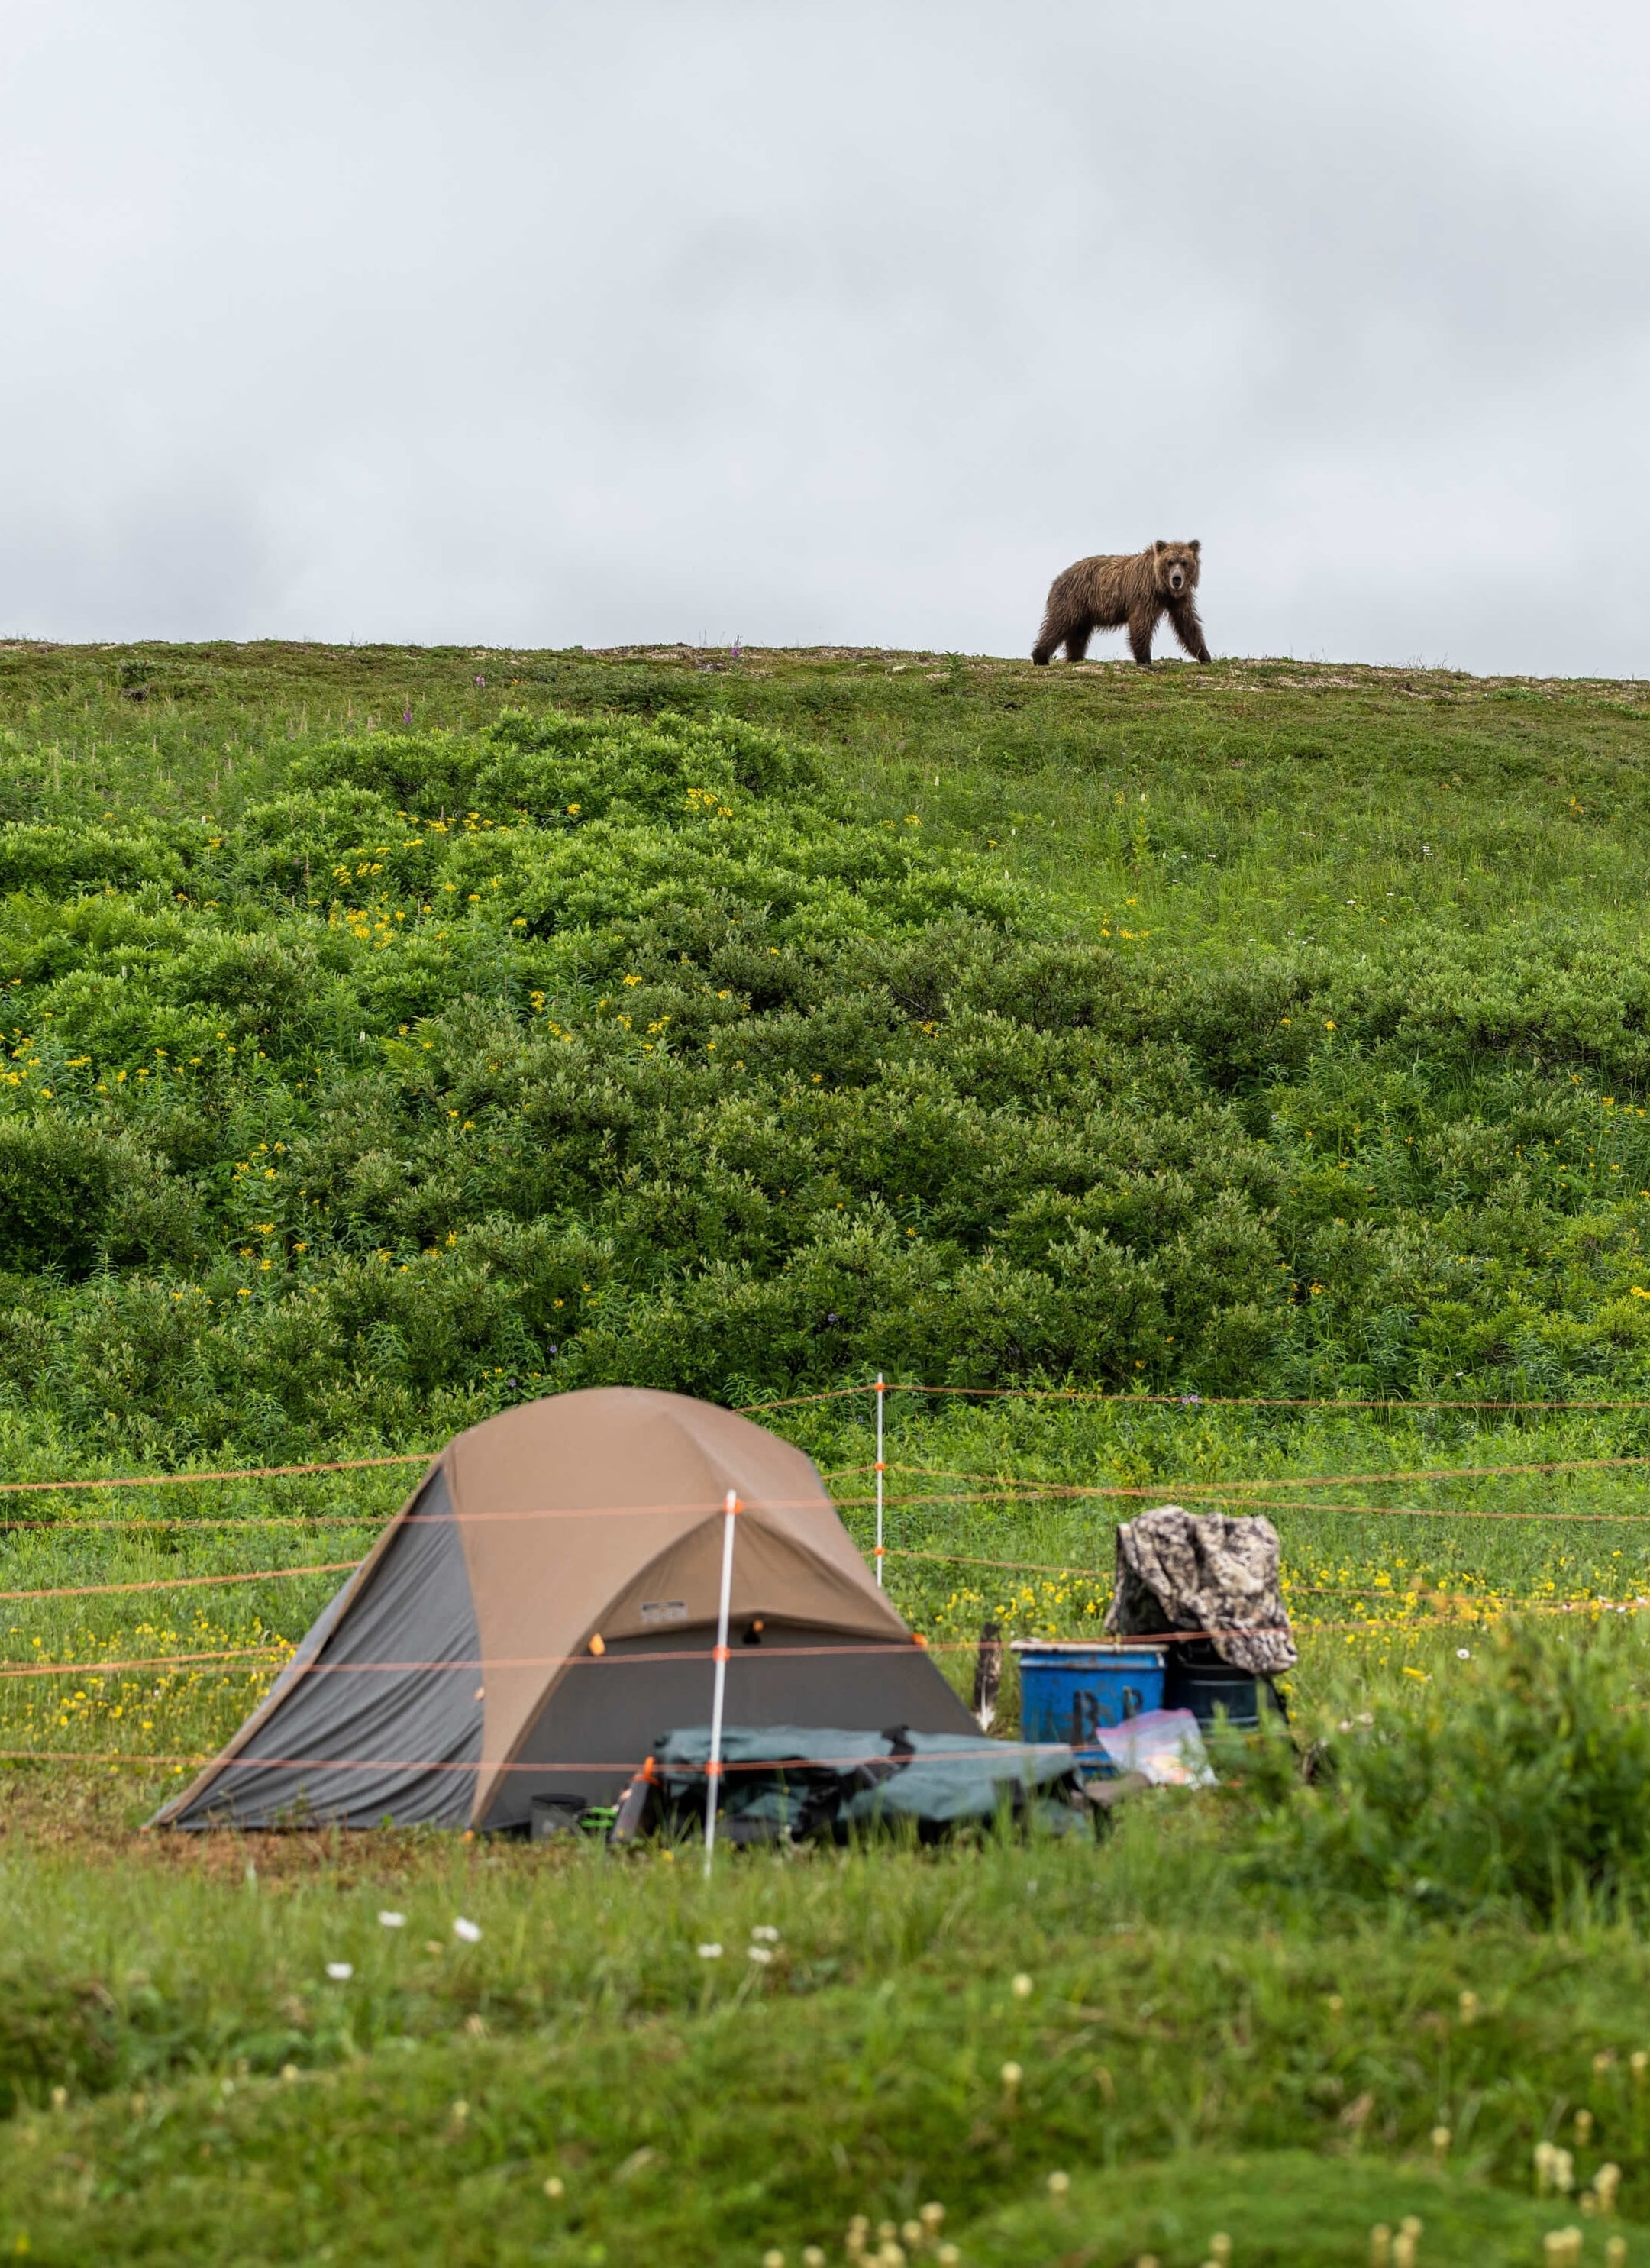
1014 1643 1168 1762
1164 1657 1264 1731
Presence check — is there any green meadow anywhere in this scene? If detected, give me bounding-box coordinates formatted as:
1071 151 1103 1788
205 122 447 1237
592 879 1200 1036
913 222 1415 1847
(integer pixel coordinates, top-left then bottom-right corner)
3 637 1650 2261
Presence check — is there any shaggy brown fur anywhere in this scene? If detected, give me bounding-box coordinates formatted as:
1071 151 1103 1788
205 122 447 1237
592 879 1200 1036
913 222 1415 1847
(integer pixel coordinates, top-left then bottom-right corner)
1032 539 1210 667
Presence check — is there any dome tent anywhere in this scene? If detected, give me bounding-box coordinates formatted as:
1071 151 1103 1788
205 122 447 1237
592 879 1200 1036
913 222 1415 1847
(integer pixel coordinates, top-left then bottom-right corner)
152 1388 975 1832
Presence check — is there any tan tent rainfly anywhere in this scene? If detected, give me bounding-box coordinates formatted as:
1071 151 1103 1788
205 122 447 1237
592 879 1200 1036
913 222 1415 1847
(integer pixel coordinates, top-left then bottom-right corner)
154 1387 975 1831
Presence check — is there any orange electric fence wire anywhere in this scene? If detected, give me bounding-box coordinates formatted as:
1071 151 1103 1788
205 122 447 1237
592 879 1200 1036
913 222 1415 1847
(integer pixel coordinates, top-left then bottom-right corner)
13 1743 1075 1775
0 1512 1626 1611
0 1515 383 1532
0 1401 1646 1503
0 1647 285 1679
8 1478 1650 1570
8 1600 1650 1766
1 1428 1646 1617
0 1453 431 1497
0 1494 873 1537
7 1603 1644 1689
9 1491 1650 1535
24 1458 1645 1522
873 1455 1650 1496
3 1378 1649 1498
0 1562 355 1603
0 1561 1617 1659
740 1384 1650 1414
1161 1495 1650 1525
872 1478 1650 1523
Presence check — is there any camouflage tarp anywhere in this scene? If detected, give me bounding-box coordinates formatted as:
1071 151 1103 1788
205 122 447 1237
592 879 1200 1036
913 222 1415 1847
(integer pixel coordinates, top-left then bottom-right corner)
1103 1505 1297 1675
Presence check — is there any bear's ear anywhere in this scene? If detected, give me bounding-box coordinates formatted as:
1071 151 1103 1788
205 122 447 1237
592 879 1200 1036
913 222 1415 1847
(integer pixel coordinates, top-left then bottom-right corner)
1190 539 1201 555
1152 538 1166 554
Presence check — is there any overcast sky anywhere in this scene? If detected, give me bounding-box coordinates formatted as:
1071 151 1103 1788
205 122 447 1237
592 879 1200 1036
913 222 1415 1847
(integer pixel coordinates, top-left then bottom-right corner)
2 1 1647 674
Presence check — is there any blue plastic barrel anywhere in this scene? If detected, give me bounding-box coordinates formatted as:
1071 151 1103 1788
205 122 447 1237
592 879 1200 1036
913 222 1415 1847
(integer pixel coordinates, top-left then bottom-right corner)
1014 1642 1168 1760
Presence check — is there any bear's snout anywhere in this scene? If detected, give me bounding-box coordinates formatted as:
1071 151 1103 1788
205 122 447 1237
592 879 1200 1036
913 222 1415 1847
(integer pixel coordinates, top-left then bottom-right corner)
1168 568 1185 591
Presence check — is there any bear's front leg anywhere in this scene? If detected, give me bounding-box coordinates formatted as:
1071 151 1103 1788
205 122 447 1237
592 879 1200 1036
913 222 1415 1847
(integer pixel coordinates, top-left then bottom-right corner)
1127 608 1157 666
1169 599 1211 663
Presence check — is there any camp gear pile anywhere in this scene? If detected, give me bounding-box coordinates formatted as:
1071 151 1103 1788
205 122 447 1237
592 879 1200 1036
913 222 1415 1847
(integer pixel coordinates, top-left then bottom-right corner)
609 1724 1095 1844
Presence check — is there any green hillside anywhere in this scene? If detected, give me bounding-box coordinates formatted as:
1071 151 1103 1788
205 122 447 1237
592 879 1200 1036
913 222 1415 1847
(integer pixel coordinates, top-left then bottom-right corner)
4 641 1650 1467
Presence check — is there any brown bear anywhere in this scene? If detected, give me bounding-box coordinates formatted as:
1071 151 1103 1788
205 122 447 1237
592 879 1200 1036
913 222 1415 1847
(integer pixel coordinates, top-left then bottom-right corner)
1032 540 1210 667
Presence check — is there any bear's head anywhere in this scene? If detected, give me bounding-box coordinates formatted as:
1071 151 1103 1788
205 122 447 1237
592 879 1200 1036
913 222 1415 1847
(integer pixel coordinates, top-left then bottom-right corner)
1151 539 1201 597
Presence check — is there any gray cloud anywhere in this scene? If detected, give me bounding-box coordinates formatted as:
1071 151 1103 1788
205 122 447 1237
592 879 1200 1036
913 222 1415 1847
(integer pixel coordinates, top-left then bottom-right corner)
2 0 1646 672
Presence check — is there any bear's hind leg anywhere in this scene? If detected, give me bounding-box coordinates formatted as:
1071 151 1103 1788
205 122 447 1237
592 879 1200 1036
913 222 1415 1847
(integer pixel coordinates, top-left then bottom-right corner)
1063 622 1093 661
1031 610 1063 666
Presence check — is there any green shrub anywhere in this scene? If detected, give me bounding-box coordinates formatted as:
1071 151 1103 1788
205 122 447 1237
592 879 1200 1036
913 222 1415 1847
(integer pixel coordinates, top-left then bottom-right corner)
7 696 1650 1452
1231 1618 1650 1918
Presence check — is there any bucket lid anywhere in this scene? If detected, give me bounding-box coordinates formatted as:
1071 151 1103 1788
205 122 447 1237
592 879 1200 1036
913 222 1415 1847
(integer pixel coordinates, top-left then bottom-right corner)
1009 1640 1168 1660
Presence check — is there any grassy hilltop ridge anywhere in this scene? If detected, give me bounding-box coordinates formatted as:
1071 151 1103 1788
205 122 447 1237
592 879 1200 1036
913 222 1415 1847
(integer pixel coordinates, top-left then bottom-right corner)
5 642 1650 2262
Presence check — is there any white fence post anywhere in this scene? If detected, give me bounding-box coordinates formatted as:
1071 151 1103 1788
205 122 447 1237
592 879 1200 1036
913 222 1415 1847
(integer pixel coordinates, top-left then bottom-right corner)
874 1373 886 1587
702 1489 740 1875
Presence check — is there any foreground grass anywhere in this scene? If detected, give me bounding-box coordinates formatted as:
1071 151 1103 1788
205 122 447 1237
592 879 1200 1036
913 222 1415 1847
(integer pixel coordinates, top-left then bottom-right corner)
970 2155 1648 2268
2 1811 1650 2263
